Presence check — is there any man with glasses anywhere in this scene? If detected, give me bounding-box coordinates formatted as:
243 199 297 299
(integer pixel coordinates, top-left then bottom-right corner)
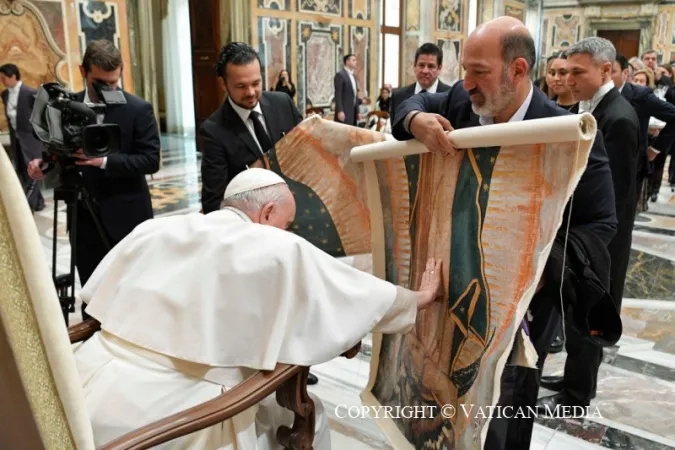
389 43 451 123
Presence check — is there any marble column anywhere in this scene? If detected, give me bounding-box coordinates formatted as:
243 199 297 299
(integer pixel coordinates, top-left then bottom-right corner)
136 0 160 122
229 0 251 43
525 0 542 78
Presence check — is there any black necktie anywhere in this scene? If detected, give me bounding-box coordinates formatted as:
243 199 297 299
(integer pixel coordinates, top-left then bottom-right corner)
250 111 273 154
419 89 427 94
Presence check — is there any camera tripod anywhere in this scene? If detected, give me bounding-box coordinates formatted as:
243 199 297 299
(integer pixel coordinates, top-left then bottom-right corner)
46 156 111 325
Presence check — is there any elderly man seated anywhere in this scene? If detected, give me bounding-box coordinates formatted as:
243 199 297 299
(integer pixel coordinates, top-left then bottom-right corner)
74 168 442 449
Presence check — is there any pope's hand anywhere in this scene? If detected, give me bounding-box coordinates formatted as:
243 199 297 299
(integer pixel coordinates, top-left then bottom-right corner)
416 258 442 309
409 112 455 154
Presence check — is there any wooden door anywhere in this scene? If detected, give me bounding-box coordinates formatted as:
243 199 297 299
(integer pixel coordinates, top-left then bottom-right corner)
189 0 222 151
597 30 640 59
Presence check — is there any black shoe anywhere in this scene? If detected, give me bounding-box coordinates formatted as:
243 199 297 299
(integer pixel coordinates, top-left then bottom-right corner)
536 393 569 416
548 335 564 354
539 375 564 392
307 372 318 385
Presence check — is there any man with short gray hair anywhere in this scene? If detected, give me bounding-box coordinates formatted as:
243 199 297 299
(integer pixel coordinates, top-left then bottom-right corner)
539 36 639 413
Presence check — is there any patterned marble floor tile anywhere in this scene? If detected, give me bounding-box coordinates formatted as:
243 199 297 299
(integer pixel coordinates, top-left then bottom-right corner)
593 365 675 440
623 250 675 301
531 424 557 449
639 214 675 231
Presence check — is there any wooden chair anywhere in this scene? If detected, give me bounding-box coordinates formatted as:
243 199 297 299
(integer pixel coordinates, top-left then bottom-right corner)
0 144 360 450
366 111 390 132
305 107 324 118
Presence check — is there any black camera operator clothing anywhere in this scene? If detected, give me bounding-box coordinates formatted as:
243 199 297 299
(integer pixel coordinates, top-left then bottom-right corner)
199 91 303 214
72 90 160 288
1 83 45 211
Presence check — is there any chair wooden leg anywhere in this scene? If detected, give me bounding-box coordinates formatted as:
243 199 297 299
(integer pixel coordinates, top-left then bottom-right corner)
276 367 315 450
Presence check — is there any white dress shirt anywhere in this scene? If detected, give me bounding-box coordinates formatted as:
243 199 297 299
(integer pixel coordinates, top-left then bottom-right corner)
478 83 534 126
84 88 108 169
228 96 269 155
345 68 357 99
6 80 22 131
578 81 614 114
415 78 439 94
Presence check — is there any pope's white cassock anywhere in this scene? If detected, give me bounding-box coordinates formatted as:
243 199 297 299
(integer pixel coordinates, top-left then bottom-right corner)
73 169 423 449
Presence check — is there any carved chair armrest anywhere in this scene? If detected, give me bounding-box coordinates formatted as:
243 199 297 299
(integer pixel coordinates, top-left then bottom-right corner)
68 318 101 344
98 342 362 450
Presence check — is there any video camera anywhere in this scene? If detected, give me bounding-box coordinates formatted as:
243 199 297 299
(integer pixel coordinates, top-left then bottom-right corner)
30 81 124 159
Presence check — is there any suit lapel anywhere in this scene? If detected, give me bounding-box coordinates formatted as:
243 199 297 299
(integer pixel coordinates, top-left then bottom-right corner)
222 99 262 159
258 94 281 142
593 88 620 120
621 83 634 102
342 69 355 97
523 88 550 120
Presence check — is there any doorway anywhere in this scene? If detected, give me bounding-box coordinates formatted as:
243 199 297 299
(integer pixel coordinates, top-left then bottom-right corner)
597 30 640 59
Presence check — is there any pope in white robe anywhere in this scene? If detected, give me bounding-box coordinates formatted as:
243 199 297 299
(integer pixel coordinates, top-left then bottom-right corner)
73 168 442 449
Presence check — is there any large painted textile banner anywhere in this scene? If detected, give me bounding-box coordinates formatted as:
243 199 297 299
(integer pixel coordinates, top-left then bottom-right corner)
254 115 383 257
351 113 597 449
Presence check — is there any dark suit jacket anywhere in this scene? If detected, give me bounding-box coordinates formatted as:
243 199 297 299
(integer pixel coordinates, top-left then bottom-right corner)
620 82 675 180
1 83 44 162
200 91 303 214
574 88 639 305
73 90 160 243
389 79 452 124
392 81 618 246
333 69 361 126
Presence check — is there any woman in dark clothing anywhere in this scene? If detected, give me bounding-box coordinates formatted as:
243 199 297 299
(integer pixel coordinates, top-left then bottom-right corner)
274 69 296 99
377 86 391 111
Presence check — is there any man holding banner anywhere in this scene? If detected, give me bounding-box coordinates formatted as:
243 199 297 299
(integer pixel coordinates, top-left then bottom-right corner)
391 16 618 450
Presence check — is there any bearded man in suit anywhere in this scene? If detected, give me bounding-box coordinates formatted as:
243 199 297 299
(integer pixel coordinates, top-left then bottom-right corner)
392 17 618 450
200 42 303 215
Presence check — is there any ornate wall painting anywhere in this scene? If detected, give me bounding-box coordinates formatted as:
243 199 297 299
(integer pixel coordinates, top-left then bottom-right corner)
258 0 290 10
350 25 370 97
437 0 462 33
77 1 119 51
540 18 549 58
655 11 669 50
356 114 597 449
504 2 525 23
437 39 460 87
258 17 292 91
406 0 420 31
403 34 419 86
0 0 68 131
298 0 342 16
349 0 370 20
551 14 582 51
297 21 343 112
254 115 384 257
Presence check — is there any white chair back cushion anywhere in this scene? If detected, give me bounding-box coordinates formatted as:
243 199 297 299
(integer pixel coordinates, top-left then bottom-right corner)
0 145 95 449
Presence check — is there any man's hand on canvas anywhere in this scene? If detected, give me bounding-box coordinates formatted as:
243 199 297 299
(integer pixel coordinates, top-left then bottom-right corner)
409 112 456 154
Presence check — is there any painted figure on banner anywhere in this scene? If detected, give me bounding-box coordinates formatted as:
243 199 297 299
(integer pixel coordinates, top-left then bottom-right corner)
252 114 386 257
363 16 620 450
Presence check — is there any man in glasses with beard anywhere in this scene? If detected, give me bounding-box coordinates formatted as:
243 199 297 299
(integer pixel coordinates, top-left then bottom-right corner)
390 16 618 450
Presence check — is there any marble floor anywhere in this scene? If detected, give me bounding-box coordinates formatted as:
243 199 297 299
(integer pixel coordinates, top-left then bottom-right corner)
31 135 675 449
